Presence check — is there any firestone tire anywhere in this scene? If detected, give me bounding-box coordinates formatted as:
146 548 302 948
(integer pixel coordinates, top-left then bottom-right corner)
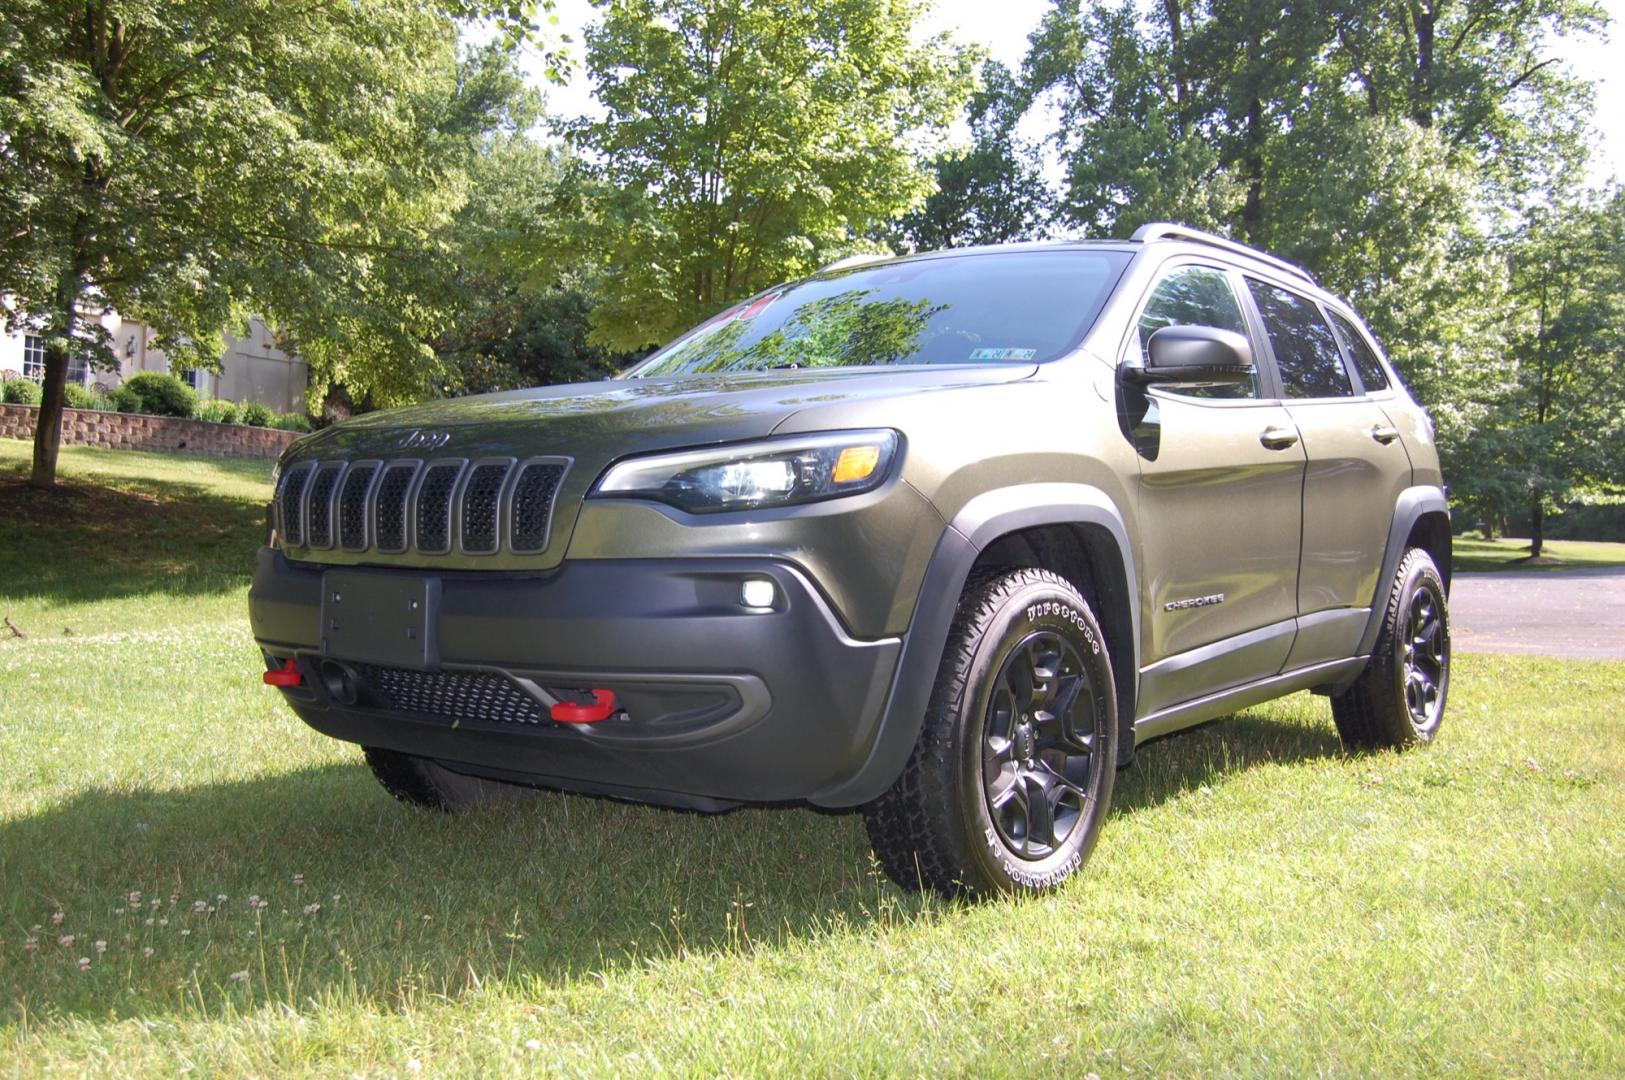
1331 547 1451 750
863 569 1117 897
364 746 532 811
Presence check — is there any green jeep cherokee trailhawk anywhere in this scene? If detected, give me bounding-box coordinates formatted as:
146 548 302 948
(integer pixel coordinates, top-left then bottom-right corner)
251 223 1452 896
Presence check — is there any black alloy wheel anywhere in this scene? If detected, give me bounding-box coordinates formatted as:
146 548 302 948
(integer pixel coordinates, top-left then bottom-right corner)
981 631 1099 859
1331 546 1451 750
1400 584 1448 734
863 568 1117 896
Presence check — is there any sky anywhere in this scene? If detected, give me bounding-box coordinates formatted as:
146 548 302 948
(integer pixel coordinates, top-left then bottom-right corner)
524 0 1624 186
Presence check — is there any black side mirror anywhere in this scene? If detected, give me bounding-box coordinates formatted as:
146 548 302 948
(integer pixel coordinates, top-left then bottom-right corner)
1126 325 1254 385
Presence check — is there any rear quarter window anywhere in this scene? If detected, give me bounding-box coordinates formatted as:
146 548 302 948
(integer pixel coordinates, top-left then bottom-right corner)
1326 310 1391 393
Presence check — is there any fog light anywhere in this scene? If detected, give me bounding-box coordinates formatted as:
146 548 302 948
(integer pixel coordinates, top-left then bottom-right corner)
741 578 777 609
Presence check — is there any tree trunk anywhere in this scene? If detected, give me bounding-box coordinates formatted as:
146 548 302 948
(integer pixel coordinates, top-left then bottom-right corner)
1409 3 1436 128
1241 96 1265 244
29 265 84 490
1529 493 1544 559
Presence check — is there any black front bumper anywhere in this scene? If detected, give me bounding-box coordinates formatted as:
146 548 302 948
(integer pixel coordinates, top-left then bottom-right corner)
248 549 903 809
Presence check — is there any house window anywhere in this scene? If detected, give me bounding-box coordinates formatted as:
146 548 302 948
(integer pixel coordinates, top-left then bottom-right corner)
19 335 90 384
182 368 202 389
22 335 45 380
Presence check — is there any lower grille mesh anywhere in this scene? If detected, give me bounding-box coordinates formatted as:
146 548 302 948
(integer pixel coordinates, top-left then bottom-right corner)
354 664 546 726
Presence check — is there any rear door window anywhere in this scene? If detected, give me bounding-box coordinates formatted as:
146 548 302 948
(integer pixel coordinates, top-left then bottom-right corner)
1326 310 1390 393
1245 279 1354 399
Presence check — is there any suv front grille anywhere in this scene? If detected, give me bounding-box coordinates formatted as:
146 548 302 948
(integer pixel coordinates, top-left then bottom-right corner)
275 454 569 559
354 663 546 726
414 461 463 554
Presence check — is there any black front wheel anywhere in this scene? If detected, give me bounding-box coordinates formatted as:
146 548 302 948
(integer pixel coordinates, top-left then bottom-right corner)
864 569 1117 896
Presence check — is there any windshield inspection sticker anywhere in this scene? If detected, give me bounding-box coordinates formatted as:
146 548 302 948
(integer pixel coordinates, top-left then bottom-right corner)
969 347 1037 361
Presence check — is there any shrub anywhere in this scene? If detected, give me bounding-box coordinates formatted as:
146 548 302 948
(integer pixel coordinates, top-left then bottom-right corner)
118 372 198 418
63 383 113 411
3 379 43 405
109 385 142 413
240 402 275 427
195 399 240 425
271 411 313 433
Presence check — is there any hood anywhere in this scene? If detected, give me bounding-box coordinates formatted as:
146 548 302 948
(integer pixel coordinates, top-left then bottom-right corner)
289 364 1038 464
274 364 1035 572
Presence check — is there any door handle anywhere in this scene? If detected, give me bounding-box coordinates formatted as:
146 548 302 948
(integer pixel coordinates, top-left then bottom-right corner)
1259 425 1299 450
1370 424 1401 444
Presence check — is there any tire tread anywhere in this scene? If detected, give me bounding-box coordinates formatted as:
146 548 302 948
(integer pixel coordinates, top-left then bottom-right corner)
863 568 1107 895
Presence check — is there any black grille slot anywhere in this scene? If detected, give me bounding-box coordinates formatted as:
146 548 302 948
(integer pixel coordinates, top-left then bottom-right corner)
304 463 344 549
355 664 546 726
510 462 566 552
374 463 417 553
278 463 313 547
338 463 378 550
460 462 510 554
415 462 462 554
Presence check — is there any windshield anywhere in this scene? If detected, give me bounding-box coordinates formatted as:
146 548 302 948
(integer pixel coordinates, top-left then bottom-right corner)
629 250 1132 377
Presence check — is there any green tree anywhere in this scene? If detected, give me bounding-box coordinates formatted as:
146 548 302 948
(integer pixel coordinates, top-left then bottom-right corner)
575 0 974 351
1468 192 1625 555
0 1 542 488
429 128 632 394
887 61 1052 252
1024 0 1606 512
1024 0 1243 236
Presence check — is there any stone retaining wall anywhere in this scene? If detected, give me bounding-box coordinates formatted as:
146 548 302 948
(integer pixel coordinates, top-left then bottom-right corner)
0 402 301 460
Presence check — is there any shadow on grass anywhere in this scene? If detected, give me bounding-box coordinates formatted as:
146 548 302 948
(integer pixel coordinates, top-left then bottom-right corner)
1 708 1345 1024
0 472 263 609
1113 709 1347 815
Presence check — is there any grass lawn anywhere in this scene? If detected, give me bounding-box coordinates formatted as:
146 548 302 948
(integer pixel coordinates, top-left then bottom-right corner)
1453 534 1625 574
2 441 1622 1076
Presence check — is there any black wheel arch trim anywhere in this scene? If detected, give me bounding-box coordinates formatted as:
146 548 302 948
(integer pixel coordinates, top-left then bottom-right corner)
812 483 1139 807
1337 485 1450 690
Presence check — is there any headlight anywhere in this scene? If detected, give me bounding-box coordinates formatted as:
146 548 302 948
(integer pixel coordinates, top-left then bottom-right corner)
592 430 899 513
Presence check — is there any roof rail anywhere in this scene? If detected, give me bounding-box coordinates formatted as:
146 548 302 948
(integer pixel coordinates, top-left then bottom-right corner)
1130 222 1316 285
817 253 891 274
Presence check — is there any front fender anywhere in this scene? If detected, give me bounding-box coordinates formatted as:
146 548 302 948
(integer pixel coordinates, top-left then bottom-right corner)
810 483 1139 807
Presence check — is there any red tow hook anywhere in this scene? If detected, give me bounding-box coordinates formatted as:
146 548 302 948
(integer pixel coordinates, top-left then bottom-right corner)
551 689 617 724
262 658 304 688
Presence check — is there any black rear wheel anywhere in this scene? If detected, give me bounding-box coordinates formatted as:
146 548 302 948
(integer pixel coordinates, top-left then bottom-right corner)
1331 547 1451 749
863 569 1117 896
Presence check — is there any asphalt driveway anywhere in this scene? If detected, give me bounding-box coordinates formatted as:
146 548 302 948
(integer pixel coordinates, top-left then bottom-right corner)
1449 567 1625 660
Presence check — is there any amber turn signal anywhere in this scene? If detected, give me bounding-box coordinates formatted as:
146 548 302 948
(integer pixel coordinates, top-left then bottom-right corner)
832 445 882 484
